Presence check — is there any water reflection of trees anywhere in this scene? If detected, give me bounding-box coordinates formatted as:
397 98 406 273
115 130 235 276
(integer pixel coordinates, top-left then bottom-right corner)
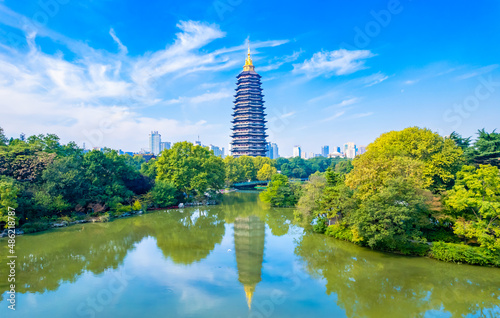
0 208 226 300
0 192 295 303
221 192 295 237
295 232 500 318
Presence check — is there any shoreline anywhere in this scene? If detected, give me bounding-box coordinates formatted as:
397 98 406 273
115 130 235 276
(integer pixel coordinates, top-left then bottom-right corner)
0 200 220 238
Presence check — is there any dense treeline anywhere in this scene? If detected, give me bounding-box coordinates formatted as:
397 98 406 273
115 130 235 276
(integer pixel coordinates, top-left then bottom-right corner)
261 127 500 266
0 127 343 231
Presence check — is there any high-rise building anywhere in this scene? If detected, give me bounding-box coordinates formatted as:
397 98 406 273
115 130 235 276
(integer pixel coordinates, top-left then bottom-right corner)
230 46 268 157
344 142 357 159
321 145 329 157
149 131 161 155
271 143 279 159
209 144 225 158
358 145 367 155
337 146 342 154
293 145 301 158
160 141 171 153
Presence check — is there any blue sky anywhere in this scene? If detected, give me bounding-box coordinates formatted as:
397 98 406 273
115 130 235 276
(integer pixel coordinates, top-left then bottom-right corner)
0 0 499 156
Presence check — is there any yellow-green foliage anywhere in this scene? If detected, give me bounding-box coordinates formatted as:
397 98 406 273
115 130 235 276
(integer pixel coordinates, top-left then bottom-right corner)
346 127 464 198
446 164 500 251
132 200 142 211
430 241 500 267
325 223 354 242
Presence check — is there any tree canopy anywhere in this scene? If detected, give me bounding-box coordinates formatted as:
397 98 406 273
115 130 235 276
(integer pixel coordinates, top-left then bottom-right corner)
156 141 225 198
446 165 500 250
346 127 464 195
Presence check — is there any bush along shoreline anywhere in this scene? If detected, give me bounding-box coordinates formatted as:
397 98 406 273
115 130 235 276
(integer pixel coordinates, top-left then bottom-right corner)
260 127 500 267
1 199 220 237
0 128 344 233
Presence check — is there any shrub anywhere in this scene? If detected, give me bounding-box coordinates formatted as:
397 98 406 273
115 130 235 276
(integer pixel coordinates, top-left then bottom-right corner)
22 221 51 234
113 203 132 213
430 241 500 267
423 227 460 243
132 200 142 211
313 217 328 233
325 223 354 242
98 213 110 223
394 241 430 256
150 180 180 207
59 215 72 223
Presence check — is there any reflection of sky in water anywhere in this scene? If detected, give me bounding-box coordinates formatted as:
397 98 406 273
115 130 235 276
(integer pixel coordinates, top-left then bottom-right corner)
1 193 499 318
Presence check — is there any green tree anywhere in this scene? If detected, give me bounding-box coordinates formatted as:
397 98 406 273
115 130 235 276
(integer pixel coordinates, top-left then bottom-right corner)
140 158 158 179
123 154 146 171
156 142 225 198
224 156 244 185
296 173 327 222
445 165 500 250
449 131 471 151
260 174 301 207
150 180 180 207
238 156 257 181
0 177 19 226
469 129 500 167
349 177 431 249
335 160 353 174
257 163 277 181
346 127 464 195
0 127 7 146
253 156 273 172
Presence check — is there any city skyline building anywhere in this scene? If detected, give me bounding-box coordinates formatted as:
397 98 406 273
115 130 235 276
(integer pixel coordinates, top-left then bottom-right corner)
160 141 171 153
293 145 302 158
271 143 279 159
209 144 225 158
321 145 329 157
230 46 268 157
344 142 357 159
358 146 367 155
149 131 161 155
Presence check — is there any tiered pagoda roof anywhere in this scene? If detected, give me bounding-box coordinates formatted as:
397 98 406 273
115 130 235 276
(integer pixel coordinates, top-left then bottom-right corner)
230 46 268 157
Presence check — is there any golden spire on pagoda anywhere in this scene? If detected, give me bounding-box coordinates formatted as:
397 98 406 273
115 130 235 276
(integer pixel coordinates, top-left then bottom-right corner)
244 284 256 310
243 43 255 72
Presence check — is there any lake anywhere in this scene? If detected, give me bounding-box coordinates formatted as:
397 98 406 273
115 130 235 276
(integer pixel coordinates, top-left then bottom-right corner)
1 192 499 317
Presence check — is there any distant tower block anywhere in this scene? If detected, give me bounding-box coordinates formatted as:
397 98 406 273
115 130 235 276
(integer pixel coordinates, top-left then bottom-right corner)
230 45 268 157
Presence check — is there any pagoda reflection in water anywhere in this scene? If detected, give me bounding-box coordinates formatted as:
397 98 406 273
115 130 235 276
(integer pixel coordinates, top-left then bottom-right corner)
234 215 266 309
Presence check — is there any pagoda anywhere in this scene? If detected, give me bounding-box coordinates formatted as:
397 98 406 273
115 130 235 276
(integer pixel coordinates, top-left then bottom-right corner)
230 45 268 157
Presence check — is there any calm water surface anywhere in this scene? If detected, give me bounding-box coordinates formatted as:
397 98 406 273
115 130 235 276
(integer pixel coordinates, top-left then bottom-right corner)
1 192 499 318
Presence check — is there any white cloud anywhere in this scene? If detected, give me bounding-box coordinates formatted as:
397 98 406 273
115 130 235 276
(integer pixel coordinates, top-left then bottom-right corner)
0 11 287 150
332 97 360 108
168 90 233 105
321 111 346 122
363 72 389 87
293 49 375 77
259 50 302 72
350 112 374 119
280 111 296 119
109 28 128 55
455 64 499 80
404 79 418 85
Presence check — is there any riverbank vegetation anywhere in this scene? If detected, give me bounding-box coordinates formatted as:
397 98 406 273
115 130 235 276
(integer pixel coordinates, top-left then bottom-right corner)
0 127 344 233
263 127 500 267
